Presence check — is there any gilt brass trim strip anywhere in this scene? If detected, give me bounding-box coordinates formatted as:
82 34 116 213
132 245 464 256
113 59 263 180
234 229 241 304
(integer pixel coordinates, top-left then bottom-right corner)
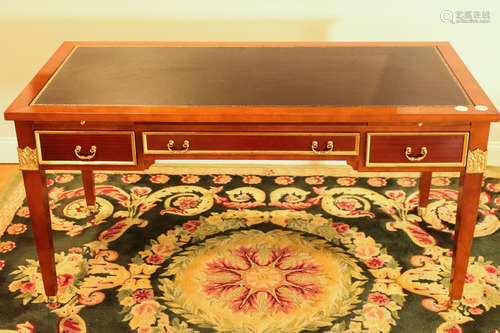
34 130 137 166
365 132 469 167
142 132 360 156
17 147 39 170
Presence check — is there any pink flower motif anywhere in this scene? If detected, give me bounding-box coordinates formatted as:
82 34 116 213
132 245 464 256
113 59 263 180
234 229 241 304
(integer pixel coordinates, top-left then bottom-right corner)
94 173 108 183
332 222 350 234
0 241 16 253
275 176 294 185
20 281 36 293
431 177 451 186
335 198 362 211
464 273 475 283
368 292 390 305
16 207 30 218
235 193 252 201
181 175 200 184
243 175 262 184
495 197 500 207
486 183 500 193
57 274 74 288
7 223 28 235
469 307 484 315
173 197 199 210
305 176 324 185
203 246 322 314
46 178 54 187
151 243 174 257
132 289 154 303
55 174 74 183
0 260 5 271
397 177 417 187
131 186 152 197
367 178 387 187
130 300 161 317
183 220 203 233
336 177 356 186
68 247 83 253
385 190 406 200
366 257 385 269
443 328 461 333
283 194 300 203
150 175 170 184
484 265 499 275
121 174 141 184
212 175 232 184
146 254 166 265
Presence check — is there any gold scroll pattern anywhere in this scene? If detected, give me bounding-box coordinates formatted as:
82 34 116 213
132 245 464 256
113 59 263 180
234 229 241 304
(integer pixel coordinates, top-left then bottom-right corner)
466 149 488 174
17 146 38 171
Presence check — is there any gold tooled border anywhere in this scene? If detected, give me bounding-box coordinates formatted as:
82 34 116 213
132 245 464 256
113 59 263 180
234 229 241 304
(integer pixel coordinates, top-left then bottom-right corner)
366 132 469 167
142 132 360 156
34 130 137 166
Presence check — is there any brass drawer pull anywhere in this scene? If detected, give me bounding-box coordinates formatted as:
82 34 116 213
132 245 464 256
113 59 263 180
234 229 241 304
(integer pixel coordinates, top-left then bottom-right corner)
311 140 334 154
167 139 190 153
405 146 428 161
74 145 97 160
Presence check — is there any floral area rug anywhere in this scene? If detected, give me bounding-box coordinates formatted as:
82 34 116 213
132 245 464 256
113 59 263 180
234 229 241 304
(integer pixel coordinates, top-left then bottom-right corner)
0 167 499 333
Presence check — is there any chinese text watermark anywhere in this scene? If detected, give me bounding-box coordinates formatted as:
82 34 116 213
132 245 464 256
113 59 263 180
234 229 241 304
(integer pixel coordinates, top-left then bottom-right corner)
441 10 491 24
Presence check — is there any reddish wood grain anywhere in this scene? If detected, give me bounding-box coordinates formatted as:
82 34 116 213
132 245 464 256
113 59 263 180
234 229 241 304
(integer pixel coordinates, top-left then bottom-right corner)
22 170 57 297
450 122 490 301
144 132 358 154
81 170 95 208
419 172 432 208
15 122 57 298
37 132 135 164
367 134 467 164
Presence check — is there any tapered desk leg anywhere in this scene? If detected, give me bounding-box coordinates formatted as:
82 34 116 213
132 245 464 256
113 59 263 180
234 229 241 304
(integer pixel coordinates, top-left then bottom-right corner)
81 170 97 214
450 171 483 303
22 170 57 302
418 172 432 216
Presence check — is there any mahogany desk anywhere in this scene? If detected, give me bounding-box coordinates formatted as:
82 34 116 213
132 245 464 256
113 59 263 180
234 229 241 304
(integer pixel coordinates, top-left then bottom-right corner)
4 42 499 307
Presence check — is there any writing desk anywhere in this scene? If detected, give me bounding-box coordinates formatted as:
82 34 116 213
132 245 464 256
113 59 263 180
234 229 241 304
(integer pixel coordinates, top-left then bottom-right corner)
4 42 499 308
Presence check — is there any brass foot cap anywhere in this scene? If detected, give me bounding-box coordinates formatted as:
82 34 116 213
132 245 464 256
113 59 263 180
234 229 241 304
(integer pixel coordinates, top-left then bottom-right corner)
417 207 426 217
87 205 99 214
47 296 58 304
449 300 460 311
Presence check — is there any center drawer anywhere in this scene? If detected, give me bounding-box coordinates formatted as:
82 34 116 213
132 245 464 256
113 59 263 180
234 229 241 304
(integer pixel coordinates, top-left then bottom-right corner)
35 130 136 165
142 132 359 156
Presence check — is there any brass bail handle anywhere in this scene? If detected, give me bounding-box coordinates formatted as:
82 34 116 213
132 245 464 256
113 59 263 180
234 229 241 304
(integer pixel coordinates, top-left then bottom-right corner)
167 139 190 153
74 145 97 160
405 146 428 161
311 140 334 154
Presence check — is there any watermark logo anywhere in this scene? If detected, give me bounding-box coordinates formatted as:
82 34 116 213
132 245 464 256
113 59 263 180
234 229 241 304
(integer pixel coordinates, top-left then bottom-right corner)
441 10 491 24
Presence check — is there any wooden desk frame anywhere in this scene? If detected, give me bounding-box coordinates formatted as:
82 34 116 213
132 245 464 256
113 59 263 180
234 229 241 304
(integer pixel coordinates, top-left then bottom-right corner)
4 42 499 309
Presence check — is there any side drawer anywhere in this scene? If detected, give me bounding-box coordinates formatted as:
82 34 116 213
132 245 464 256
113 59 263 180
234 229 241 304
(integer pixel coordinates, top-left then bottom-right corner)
142 132 360 156
35 130 137 165
366 132 469 167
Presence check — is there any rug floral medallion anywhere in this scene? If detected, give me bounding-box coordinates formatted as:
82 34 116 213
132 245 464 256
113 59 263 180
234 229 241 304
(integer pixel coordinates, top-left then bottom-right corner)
0 171 499 333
